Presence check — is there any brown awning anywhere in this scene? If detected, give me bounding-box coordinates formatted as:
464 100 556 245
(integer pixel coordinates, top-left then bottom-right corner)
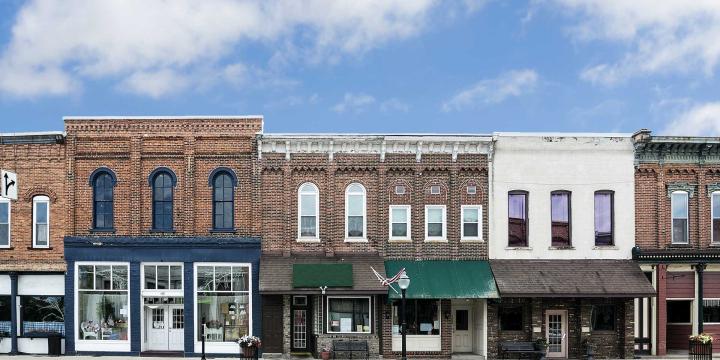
260 255 386 294
490 259 656 298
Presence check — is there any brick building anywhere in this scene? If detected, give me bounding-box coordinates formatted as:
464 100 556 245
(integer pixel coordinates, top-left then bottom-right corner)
0 131 67 354
632 129 720 356
257 134 498 359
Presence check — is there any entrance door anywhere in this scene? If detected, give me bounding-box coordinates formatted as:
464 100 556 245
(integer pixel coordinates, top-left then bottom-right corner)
146 305 184 351
291 296 310 352
168 305 184 351
546 310 568 358
262 296 284 353
452 305 473 353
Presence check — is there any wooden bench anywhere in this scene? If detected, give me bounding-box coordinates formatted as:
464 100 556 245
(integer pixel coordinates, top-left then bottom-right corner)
332 340 369 359
499 341 547 359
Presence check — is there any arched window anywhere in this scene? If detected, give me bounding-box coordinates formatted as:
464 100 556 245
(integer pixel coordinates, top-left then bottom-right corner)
152 171 175 231
298 183 319 239
92 172 115 230
33 195 50 248
212 171 235 230
345 183 366 240
671 191 689 244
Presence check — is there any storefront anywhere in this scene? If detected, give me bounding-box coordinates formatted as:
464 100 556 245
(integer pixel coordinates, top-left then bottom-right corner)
64 236 260 356
259 255 386 358
382 260 498 358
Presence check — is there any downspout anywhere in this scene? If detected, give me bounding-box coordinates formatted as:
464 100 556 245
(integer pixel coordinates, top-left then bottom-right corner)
10 272 17 355
697 263 706 334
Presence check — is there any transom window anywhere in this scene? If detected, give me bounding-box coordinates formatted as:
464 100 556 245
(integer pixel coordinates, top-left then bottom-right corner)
389 205 411 240
298 183 319 239
551 191 571 246
461 205 482 240
327 297 371 334
32 195 50 248
425 205 446 241
0 199 9 248
508 191 528 247
144 265 183 290
671 191 689 244
212 171 235 230
345 183 366 240
152 171 175 231
594 191 614 246
713 192 720 244
92 171 114 230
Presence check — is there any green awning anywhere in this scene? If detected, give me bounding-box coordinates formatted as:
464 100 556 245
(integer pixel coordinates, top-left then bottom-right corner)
385 260 498 299
293 263 353 288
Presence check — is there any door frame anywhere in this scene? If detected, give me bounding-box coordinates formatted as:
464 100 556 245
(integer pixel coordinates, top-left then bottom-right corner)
145 305 170 351
545 310 568 358
290 295 311 352
451 302 473 353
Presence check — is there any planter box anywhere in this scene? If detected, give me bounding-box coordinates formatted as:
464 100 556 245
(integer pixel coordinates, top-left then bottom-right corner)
689 340 712 360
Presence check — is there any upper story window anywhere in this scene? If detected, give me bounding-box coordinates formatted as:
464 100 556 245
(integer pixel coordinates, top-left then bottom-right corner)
0 199 9 248
508 191 528 247
212 171 235 230
713 192 720 244
33 195 50 248
150 169 176 231
389 205 411 240
461 205 482 241
671 191 689 244
425 205 447 241
551 191 571 246
298 182 319 239
92 171 115 230
594 191 614 246
345 183 366 240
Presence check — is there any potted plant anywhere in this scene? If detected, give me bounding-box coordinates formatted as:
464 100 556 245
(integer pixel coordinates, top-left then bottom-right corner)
689 333 713 359
534 337 548 350
238 335 262 358
320 345 331 360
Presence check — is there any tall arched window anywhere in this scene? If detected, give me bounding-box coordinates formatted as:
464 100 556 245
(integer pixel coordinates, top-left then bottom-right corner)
92 171 115 230
32 195 50 248
345 183 366 240
212 171 235 230
152 170 175 231
298 183 319 239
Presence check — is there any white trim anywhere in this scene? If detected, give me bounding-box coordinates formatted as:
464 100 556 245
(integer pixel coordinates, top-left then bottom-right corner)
345 183 367 242
461 205 483 241
671 191 689 244
712 192 720 244
494 131 632 138
389 205 411 241
425 205 447 241
326 296 372 334
0 198 10 248
141 262 184 292
666 298 694 325
297 183 320 241
32 195 50 248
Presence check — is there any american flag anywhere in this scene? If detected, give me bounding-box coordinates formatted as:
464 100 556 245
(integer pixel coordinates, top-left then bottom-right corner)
371 266 405 294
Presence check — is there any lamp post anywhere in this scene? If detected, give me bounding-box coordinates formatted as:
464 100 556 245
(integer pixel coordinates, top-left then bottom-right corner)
398 271 411 360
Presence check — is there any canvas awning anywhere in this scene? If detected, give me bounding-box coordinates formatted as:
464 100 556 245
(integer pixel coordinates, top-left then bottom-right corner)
490 259 656 298
384 260 499 299
292 263 353 288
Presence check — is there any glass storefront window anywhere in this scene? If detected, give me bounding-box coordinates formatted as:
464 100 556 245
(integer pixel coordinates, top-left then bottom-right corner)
77 264 129 341
21 296 65 336
196 264 251 342
144 265 183 290
327 297 370 333
392 299 440 335
0 296 10 337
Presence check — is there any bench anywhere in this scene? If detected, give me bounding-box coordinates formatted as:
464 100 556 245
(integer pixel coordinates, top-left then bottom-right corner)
332 340 369 359
499 341 547 359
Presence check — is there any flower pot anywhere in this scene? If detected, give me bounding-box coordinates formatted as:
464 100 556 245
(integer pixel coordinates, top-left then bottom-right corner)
321 351 331 360
242 346 256 358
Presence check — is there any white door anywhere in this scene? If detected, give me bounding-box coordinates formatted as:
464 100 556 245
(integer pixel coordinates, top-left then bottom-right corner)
147 307 169 351
546 310 568 358
168 305 184 351
452 305 473 353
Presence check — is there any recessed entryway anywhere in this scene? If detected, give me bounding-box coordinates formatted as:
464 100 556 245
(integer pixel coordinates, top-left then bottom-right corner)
144 297 184 351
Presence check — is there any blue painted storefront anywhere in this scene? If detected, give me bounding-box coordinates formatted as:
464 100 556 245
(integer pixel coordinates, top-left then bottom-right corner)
64 236 261 356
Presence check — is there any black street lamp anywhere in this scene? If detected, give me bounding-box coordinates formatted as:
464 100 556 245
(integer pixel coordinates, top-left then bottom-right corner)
398 271 411 360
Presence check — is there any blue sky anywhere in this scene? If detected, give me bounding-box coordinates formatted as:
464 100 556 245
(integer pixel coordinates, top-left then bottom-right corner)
1 0 719 135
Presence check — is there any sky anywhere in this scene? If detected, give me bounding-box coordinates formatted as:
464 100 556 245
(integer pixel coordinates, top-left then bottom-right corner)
0 0 720 135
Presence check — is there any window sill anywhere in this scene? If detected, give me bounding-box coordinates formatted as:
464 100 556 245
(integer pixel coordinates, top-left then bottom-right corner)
209 228 237 234
389 239 413 243
0 246 13 250
296 238 321 243
505 246 532 250
344 238 368 243
668 243 691 248
548 246 575 250
709 243 720 248
461 238 484 242
424 238 448 242
27 246 53 250
149 229 176 233
593 246 619 250
89 228 116 233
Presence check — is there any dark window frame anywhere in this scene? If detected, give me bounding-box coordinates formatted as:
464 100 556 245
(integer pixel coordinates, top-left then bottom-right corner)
211 171 235 231
591 304 616 331
508 190 529 247
499 305 524 331
594 190 615 246
550 190 572 247
151 170 176 231
91 171 115 230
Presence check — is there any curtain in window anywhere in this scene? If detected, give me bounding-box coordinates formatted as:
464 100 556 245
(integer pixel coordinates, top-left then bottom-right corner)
0 202 8 246
551 192 570 246
714 193 720 242
671 192 688 243
508 193 527 246
299 183 318 237
594 192 613 245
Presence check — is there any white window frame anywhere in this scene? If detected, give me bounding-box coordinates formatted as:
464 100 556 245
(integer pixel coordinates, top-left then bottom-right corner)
424 205 447 242
32 195 50 248
666 298 694 325
671 191 689 244
326 296 372 334
297 182 320 241
389 205 411 241
0 199 10 248
430 185 441 195
712 192 720 244
703 298 720 325
141 262 184 292
461 205 483 241
345 183 367 242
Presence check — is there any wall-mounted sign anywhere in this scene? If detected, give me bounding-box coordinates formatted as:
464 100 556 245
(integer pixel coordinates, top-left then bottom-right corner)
1 170 17 200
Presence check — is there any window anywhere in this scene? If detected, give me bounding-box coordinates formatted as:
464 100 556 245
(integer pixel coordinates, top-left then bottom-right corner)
327 297 371 333
21 296 65 336
0 296 11 337
0 199 9 248
430 185 441 195
667 300 692 323
591 305 615 331
92 172 114 230
508 191 528 247
499 306 523 331
704 300 720 323
551 191 571 246
298 183 319 239
671 191 689 244
152 171 174 231
425 205 446 241
33 195 50 248
345 183 366 240
713 192 720 243
467 185 477 195
392 299 440 335
461 205 482 240
144 265 183 290
395 185 406 195
389 205 411 240
293 296 307 306
594 191 614 246
77 264 129 341
212 172 235 230
196 264 251 342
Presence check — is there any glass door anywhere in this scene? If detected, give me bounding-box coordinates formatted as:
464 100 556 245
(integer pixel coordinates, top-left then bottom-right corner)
545 310 567 358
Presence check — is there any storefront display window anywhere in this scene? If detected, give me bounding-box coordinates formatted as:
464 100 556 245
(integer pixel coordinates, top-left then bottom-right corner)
21 296 65 336
196 264 251 342
327 297 370 333
392 299 440 335
77 264 129 341
0 295 10 337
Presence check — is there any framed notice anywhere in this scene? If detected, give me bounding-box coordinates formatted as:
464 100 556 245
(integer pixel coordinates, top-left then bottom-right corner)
340 318 352 332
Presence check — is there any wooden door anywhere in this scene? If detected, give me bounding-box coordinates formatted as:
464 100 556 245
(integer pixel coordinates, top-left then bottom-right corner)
546 310 568 358
262 295 284 353
452 305 473 353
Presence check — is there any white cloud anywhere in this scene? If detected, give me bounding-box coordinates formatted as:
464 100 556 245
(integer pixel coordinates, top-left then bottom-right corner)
550 0 720 86
442 69 538 112
0 0 438 97
331 93 376 113
380 98 410 113
662 101 720 136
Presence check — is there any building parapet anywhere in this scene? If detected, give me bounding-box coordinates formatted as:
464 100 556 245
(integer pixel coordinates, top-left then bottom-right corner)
632 128 720 164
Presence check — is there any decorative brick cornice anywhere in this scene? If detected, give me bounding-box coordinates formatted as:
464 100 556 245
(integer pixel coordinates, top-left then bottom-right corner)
667 182 696 197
